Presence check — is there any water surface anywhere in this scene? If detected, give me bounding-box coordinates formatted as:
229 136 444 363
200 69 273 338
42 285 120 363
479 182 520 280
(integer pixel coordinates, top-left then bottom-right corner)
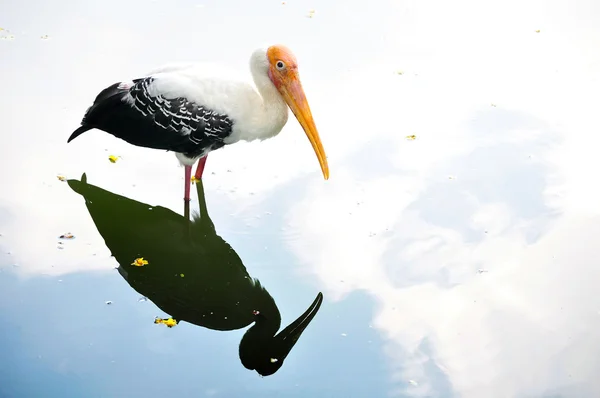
2 0 600 397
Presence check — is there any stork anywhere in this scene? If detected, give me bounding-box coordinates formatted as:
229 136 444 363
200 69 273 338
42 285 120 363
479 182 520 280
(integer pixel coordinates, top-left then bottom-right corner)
68 45 329 201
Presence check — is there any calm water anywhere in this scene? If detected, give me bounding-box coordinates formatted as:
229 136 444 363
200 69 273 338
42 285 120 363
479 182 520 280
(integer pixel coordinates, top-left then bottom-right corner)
0 173 389 397
2 0 600 397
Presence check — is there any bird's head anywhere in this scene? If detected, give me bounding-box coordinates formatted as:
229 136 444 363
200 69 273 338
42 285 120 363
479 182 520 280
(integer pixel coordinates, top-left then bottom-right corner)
264 44 329 180
239 292 324 376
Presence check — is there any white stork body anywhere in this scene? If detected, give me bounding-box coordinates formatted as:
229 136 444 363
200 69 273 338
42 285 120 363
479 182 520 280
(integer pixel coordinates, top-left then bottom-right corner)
143 53 290 153
68 45 329 201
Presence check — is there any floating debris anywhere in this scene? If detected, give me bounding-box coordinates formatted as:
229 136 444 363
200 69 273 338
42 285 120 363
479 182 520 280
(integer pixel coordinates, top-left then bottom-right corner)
180 273 185 278
341 333 347 337
282 1 286 4
448 175 457 180
491 103 497 107
307 9 315 18
40 35 49 40
535 29 540 33
131 257 148 267
57 175 67 182
270 358 279 363
59 232 75 239
108 155 120 163
138 296 148 302
396 70 404 75
155 317 177 327
477 268 488 274
408 380 419 386
405 134 416 140
105 300 112 305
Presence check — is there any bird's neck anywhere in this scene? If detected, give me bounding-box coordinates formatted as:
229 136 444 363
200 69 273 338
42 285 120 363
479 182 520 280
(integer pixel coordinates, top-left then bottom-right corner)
243 73 289 142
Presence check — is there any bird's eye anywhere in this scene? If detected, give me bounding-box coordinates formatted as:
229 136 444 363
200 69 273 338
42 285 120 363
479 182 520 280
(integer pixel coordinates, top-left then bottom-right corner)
275 61 285 70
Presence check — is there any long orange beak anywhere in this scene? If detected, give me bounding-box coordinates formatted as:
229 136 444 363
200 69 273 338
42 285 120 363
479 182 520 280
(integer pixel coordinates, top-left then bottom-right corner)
279 76 329 180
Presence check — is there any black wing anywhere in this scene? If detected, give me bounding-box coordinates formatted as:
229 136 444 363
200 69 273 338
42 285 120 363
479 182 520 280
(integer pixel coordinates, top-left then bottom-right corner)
68 77 234 159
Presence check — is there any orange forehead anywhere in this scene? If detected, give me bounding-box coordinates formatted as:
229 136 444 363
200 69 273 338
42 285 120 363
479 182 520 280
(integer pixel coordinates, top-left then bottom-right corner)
267 45 298 68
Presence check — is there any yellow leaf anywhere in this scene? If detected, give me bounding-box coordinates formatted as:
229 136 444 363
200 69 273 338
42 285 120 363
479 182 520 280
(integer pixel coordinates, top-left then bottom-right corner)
131 257 148 266
405 135 417 140
191 176 200 184
108 155 119 163
154 317 177 327
535 29 540 33
57 175 66 181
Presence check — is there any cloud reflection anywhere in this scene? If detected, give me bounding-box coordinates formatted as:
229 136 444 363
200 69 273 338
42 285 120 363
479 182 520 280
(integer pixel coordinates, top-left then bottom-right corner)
2 0 600 395
286 87 600 397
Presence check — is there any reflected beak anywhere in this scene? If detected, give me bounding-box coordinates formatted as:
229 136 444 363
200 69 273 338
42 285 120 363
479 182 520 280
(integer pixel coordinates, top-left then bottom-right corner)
271 292 324 361
241 292 324 377
280 77 329 180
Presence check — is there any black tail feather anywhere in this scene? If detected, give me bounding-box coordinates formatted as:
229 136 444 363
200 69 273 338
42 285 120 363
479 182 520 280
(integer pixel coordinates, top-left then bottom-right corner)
67 81 132 144
66 77 225 156
67 125 93 143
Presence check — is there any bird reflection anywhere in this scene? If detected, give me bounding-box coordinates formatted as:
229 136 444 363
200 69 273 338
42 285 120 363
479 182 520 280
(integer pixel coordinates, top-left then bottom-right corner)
68 174 323 376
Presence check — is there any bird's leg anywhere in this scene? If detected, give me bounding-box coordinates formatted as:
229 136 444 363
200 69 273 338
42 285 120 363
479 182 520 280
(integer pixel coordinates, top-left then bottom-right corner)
184 165 192 202
194 155 208 180
184 195 190 221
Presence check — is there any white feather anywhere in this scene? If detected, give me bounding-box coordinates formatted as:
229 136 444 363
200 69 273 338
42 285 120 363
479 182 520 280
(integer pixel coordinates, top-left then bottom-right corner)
141 48 289 146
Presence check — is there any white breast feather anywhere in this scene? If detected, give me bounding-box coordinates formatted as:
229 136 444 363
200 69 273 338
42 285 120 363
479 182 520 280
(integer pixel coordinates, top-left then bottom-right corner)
139 58 288 145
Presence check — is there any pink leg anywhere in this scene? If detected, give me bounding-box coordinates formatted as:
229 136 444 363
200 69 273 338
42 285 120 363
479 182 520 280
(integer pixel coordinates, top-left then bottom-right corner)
184 165 192 202
194 155 208 180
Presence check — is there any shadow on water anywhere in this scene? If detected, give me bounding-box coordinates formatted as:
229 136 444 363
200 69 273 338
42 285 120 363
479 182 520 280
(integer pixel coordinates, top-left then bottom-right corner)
67 173 323 377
